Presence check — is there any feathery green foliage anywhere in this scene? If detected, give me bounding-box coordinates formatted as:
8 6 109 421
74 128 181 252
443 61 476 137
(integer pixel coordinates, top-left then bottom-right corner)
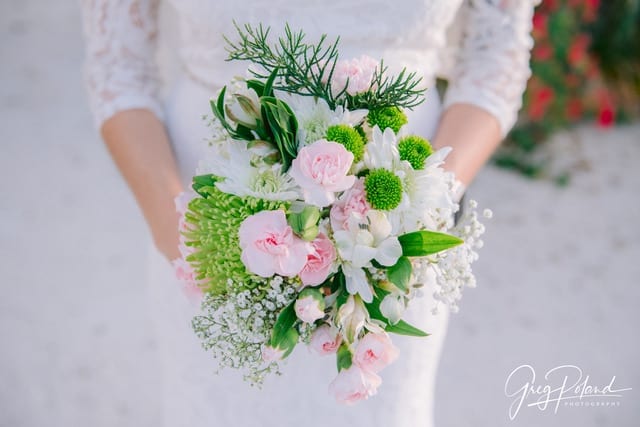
225 22 425 111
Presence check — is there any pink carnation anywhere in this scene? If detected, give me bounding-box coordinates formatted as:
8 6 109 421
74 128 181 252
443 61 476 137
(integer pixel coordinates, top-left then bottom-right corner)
238 210 309 278
289 140 355 208
309 324 341 356
294 294 325 324
173 191 202 301
330 178 370 232
353 332 399 373
174 191 196 232
300 233 336 286
332 55 379 96
328 365 382 405
172 254 203 300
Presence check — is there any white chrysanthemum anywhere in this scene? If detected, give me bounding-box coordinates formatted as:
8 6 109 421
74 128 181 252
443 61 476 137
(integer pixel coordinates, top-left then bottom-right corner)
388 147 458 233
277 92 367 148
197 139 300 201
362 126 402 171
360 126 458 233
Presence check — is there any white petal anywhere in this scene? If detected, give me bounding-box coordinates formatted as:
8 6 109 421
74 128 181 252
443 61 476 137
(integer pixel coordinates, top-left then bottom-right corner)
334 230 355 259
425 147 452 167
382 127 397 147
351 243 377 267
374 237 402 267
303 187 334 208
380 294 404 325
345 109 369 126
367 210 392 243
343 265 373 303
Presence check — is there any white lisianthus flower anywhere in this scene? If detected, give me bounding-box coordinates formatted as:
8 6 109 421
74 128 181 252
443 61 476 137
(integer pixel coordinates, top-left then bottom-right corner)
335 211 402 268
197 140 300 201
225 78 261 129
334 211 402 302
341 263 374 303
277 92 367 148
335 294 369 343
379 293 405 325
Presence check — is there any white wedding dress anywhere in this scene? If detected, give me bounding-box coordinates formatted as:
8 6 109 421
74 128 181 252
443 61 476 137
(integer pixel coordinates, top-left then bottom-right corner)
81 1 536 426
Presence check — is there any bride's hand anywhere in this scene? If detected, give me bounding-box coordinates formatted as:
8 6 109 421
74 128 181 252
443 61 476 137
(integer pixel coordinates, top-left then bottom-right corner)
151 209 182 262
432 103 502 186
101 109 184 262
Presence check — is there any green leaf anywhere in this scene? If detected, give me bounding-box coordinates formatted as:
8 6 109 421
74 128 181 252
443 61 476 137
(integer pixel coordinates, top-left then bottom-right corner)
234 123 255 140
246 79 265 97
191 174 219 196
370 259 384 269
331 269 346 295
387 256 412 292
398 230 463 257
279 327 300 359
363 292 427 336
261 96 299 170
215 86 226 117
336 343 353 371
363 291 389 324
263 67 279 97
385 319 429 337
270 301 297 349
262 96 298 154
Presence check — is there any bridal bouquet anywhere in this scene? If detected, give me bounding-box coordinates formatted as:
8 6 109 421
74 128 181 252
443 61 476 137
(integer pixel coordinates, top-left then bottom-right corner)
173 24 489 404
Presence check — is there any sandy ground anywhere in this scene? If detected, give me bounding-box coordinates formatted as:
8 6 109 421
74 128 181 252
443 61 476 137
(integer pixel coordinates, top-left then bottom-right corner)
1 2 639 427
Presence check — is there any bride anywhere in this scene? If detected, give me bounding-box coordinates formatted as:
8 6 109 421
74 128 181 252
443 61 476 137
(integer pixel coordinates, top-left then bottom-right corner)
81 1 537 426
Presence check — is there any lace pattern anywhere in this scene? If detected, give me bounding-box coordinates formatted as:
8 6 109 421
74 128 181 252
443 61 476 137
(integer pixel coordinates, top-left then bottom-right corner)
80 0 537 135
443 0 540 136
81 0 164 128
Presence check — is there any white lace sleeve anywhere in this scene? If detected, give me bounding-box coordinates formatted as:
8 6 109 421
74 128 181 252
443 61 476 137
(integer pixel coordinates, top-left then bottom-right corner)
442 0 539 136
81 0 163 128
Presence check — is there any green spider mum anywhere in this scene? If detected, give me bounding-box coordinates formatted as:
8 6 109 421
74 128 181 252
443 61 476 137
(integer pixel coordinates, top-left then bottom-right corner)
183 177 287 295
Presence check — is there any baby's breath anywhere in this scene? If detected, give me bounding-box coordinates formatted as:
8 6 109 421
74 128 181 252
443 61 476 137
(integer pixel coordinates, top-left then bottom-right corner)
192 275 298 386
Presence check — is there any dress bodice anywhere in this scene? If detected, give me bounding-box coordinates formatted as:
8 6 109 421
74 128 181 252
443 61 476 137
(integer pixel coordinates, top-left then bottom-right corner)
81 0 539 135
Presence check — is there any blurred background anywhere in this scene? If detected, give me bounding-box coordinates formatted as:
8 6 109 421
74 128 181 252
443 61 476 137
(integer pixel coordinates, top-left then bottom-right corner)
1 1 639 426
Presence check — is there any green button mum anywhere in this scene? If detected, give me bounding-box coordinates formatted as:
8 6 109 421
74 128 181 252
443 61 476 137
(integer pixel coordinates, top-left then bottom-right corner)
367 106 408 133
398 135 433 170
364 169 403 210
325 124 365 162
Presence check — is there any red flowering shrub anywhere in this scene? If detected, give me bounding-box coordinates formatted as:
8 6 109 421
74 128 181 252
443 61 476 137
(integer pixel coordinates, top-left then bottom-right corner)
496 0 638 180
